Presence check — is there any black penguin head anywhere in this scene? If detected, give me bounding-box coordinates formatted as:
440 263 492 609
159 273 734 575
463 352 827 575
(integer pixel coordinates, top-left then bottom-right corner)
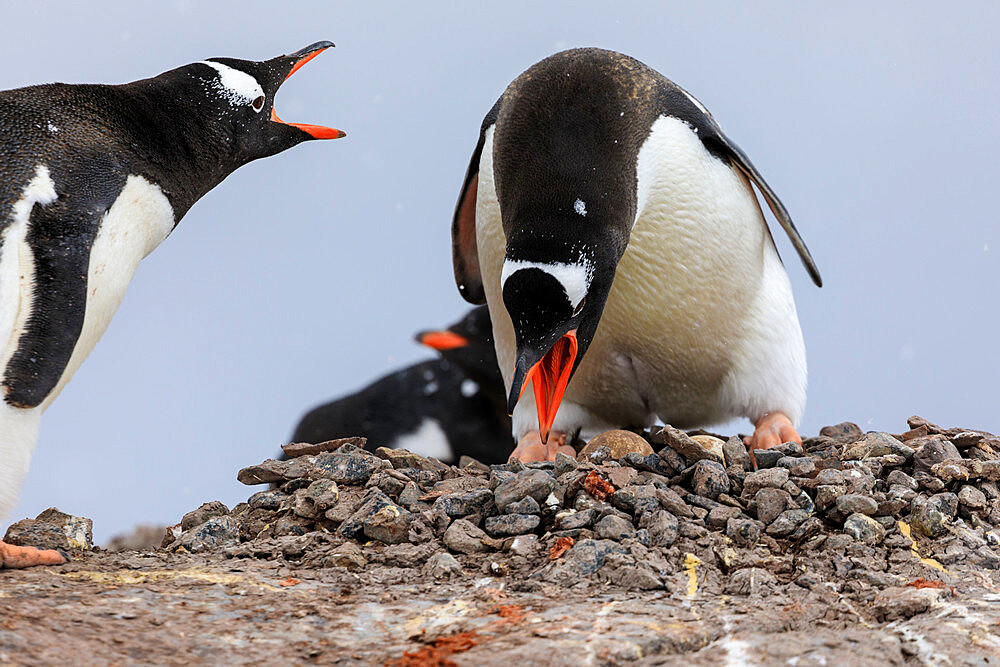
416 305 502 389
501 236 618 442
188 41 344 163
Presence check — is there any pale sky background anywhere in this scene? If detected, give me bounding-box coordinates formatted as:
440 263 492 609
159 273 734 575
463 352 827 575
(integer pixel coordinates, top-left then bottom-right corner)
2 2 998 542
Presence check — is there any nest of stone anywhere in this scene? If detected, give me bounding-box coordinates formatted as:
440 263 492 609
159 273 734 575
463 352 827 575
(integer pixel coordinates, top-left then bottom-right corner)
160 416 1000 591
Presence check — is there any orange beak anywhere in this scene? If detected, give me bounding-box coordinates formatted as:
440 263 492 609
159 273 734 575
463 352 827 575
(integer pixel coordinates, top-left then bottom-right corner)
516 330 578 443
417 330 469 351
272 43 345 140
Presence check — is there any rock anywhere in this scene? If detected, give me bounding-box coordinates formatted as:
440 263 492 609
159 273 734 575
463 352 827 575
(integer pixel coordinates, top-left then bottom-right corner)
594 515 636 541
912 438 962 473
606 467 637 489
843 513 886 545
248 489 286 511
840 432 913 460
766 509 809 537
4 520 69 552
690 435 726 462
237 459 301 485
640 510 679 547
914 471 947 492
752 449 783 469
506 495 541 515
508 534 540 558
707 506 743 528
553 452 578 476
873 587 941 622
423 552 463 579
835 494 878 517
324 542 366 570
433 489 494 518
578 430 653 461
180 501 229 532
310 451 388 484
958 485 987 510
622 453 677 477
282 437 366 458
443 519 493 554
336 489 398 540
778 456 816 476
556 509 599 531
820 422 863 440
484 514 540 537
32 508 94 551
753 488 789 525
723 436 752 471
931 460 1000 483
364 504 411 544
541 539 629 584
691 460 730 499
494 470 556 513
928 492 958 518
911 500 948 538
814 485 845 511
652 425 723 464
742 467 789 498
886 470 918 490
174 516 240 553
725 567 777 595
726 518 762 547
293 479 340 519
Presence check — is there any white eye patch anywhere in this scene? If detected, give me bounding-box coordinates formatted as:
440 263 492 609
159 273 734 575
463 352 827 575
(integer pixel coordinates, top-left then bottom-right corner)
198 60 265 108
500 259 592 310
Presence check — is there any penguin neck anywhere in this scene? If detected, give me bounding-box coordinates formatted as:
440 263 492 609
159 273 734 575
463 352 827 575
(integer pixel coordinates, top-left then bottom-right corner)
112 77 246 217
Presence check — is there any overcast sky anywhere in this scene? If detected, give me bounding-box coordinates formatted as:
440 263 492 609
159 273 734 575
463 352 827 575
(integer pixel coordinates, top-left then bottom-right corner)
3 2 998 542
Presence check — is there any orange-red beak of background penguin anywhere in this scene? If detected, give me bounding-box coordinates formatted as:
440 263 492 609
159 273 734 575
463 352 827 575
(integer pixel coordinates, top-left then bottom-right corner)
417 330 470 351
510 330 578 443
270 41 345 140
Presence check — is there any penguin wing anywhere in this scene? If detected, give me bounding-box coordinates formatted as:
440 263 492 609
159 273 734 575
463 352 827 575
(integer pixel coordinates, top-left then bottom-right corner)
3 179 120 408
451 99 502 304
706 130 823 287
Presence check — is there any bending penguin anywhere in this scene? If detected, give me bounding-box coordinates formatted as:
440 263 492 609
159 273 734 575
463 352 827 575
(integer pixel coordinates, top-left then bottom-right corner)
451 48 822 463
0 42 344 567
290 306 511 464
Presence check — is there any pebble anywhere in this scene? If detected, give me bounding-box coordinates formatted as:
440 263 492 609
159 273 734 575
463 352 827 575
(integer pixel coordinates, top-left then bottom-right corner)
843 513 886 545
652 425 723 464
766 509 809 537
494 470 556 513
723 436 752 471
640 510 679 547
443 519 492 554
690 460 730 499
484 514 540 537
752 449 783 469
594 515 636 541
742 468 789 497
835 494 879 517
423 552 463 579
958 485 987 510
579 430 653 461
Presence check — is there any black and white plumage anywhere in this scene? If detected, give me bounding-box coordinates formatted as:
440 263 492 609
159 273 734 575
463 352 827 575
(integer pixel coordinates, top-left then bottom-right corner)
0 42 343 544
291 306 511 464
451 48 821 461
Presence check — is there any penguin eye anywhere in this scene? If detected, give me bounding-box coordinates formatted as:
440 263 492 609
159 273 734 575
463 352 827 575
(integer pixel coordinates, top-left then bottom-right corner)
572 298 586 317
251 95 265 112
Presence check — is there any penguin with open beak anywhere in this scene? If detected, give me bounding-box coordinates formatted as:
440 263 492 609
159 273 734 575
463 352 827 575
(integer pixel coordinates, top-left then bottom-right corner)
451 48 821 462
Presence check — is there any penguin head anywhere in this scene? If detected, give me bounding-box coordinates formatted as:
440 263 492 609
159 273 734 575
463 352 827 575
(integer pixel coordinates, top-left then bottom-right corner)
185 41 344 164
500 232 620 442
416 305 502 390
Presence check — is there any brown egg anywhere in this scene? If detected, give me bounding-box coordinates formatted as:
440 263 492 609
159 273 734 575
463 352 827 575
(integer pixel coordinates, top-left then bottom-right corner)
577 429 654 462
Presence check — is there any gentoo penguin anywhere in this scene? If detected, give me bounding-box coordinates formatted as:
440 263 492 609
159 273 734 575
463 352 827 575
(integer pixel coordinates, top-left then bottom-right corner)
291 306 511 464
451 48 821 463
0 42 344 567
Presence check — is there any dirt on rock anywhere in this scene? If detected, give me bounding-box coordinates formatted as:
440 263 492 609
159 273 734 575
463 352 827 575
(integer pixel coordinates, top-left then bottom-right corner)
3 416 1000 665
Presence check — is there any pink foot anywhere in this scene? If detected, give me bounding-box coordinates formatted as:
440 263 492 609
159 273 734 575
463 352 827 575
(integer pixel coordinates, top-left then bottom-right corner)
0 539 68 569
509 430 575 463
744 412 802 467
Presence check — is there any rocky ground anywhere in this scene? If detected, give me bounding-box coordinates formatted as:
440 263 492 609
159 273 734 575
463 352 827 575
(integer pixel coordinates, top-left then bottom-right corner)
3 416 1000 665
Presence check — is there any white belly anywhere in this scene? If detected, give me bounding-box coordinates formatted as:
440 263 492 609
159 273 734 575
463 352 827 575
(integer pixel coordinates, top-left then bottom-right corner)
478 116 806 439
40 174 175 409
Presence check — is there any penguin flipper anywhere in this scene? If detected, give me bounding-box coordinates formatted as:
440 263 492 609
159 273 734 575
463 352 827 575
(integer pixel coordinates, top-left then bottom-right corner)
2 198 103 409
452 99 503 305
708 133 823 288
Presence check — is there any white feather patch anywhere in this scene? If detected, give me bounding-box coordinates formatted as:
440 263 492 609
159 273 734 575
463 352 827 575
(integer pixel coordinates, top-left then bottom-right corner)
198 60 264 107
500 258 592 310
394 418 451 461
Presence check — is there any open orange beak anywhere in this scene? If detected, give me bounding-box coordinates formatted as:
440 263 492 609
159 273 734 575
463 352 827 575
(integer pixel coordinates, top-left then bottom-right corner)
272 42 345 140
515 330 578 443
416 330 469 351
